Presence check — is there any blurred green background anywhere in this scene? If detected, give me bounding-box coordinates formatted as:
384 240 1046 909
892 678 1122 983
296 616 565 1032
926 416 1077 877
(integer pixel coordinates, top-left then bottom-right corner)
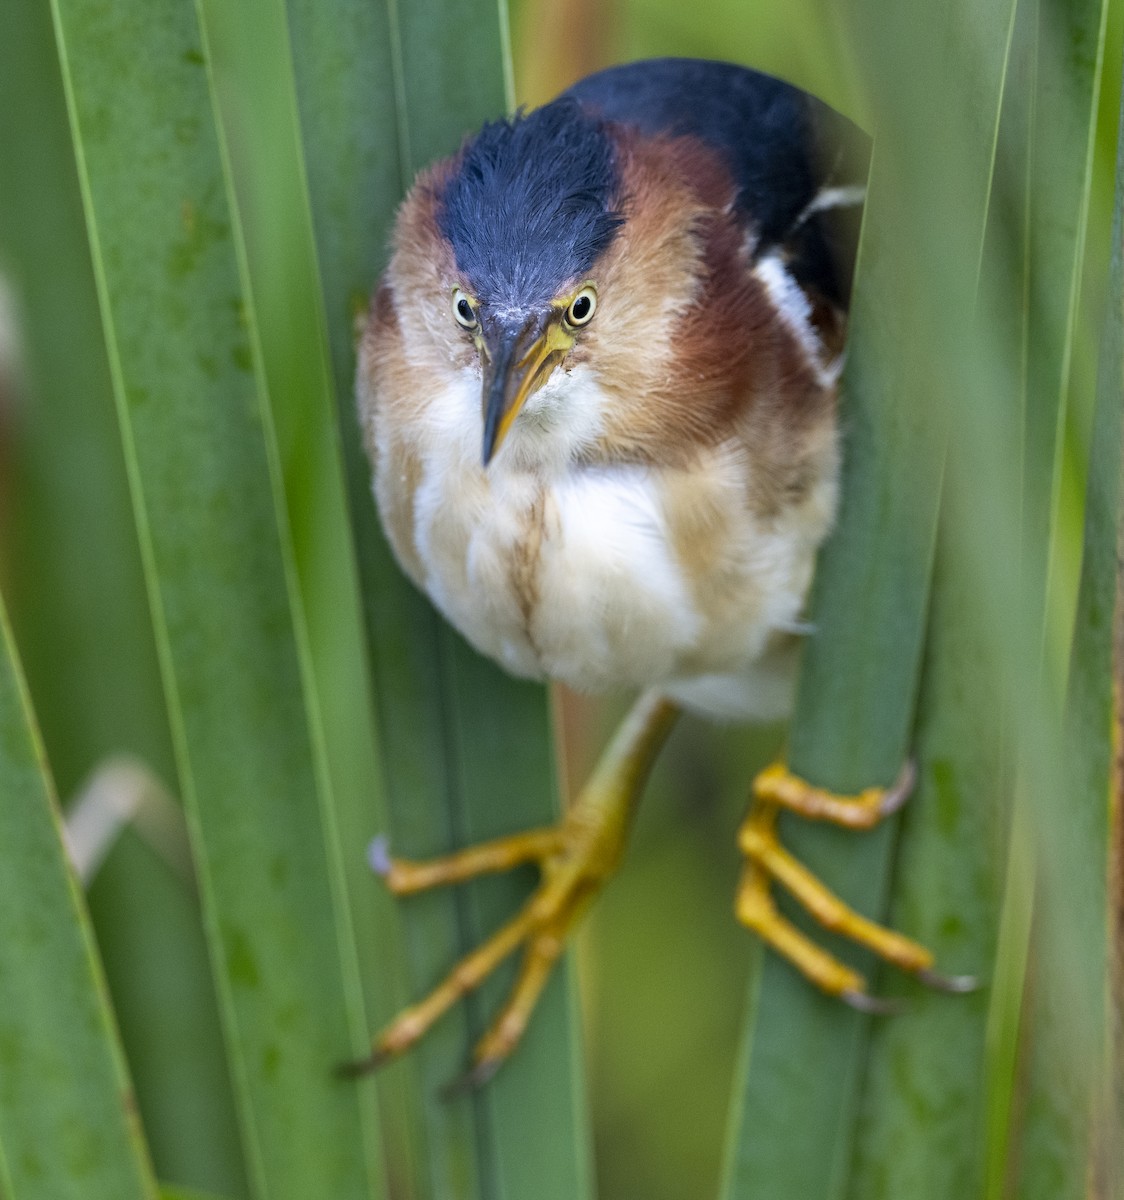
1 0 1121 1198
510 2 1122 1196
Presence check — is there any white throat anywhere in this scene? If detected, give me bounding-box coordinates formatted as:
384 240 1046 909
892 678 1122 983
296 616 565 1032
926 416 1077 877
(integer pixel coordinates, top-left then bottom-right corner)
432 361 608 479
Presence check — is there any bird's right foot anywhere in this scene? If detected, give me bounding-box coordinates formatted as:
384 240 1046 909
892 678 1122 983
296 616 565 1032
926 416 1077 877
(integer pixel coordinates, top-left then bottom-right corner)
735 761 975 1010
342 691 679 1090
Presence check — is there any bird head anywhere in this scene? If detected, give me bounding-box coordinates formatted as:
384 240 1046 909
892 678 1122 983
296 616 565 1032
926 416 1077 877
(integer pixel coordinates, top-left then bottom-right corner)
448 280 601 467
369 78 854 482
390 99 628 466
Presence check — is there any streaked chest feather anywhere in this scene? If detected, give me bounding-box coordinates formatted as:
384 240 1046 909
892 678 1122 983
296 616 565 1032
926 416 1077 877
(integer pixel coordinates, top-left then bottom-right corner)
373 370 834 709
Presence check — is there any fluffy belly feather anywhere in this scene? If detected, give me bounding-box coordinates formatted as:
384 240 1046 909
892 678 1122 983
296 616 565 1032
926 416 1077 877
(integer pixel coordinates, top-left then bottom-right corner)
394 447 823 721
367 359 838 721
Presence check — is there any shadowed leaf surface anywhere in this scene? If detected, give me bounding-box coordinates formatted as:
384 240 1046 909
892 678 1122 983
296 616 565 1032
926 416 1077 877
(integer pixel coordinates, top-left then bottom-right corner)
0 3 249 1191
722 0 1016 1194
283 0 595 1195
44 0 388 1192
0 593 158 1200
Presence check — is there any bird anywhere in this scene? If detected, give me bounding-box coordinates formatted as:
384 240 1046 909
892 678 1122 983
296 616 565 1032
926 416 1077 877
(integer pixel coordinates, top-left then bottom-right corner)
350 57 965 1090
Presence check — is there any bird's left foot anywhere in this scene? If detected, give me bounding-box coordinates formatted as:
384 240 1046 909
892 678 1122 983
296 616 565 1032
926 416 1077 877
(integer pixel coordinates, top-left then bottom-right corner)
348 826 580 1092
342 691 678 1090
736 761 974 1010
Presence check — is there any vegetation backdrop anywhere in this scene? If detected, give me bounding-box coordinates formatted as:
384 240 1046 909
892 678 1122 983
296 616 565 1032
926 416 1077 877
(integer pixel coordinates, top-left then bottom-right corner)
0 0 1121 1197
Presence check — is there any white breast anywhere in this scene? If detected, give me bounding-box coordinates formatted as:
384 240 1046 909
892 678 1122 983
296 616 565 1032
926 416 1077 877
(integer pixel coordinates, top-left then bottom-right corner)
379 368 829 722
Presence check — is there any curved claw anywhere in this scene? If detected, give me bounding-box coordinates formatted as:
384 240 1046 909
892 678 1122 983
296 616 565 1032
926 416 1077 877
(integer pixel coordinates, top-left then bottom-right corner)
840 988 908 1016
335 1046 394 1079
440 1057 502 1100
877 759 917 817
916 966 980 994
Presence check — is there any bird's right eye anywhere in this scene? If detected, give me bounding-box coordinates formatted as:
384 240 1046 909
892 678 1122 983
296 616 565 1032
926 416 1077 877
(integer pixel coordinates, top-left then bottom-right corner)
453 289 478 330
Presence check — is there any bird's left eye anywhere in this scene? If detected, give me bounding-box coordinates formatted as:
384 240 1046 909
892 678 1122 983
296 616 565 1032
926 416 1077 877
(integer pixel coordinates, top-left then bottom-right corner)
452 289 478 329
565 286 598 328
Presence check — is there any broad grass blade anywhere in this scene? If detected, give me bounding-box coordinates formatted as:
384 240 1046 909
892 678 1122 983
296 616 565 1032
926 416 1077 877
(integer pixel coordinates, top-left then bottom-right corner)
0 592 158 1200
45 0 387 1193
284 0 594 1196
840 1 1035 1192
1013 20 1121 1192
1052 82 1124 1189
720 0 1015 1195
280 0 466 1189
0 4 248 1192
1026 0 1113 671
193 0 395 1182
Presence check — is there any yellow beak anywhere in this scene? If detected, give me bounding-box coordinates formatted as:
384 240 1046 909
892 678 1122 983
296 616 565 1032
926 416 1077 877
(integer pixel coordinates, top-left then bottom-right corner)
480 312 573 465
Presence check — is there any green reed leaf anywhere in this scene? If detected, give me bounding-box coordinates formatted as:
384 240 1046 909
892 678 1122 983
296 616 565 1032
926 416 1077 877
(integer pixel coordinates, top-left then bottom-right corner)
282 0 594 1195
721 0 1017 1194
0 593 158 1200
0 2 248 1190
43 0 389 1192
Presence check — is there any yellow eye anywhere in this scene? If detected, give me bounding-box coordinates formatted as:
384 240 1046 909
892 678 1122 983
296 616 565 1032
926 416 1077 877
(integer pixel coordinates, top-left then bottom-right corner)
452 288 478 329
565 286 597 328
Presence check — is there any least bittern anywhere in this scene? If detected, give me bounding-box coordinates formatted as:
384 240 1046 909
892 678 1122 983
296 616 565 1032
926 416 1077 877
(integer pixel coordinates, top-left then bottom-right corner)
351 57 970 1090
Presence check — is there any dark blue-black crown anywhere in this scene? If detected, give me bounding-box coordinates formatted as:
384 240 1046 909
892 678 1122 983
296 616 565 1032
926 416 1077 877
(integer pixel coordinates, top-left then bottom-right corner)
437 98 624 308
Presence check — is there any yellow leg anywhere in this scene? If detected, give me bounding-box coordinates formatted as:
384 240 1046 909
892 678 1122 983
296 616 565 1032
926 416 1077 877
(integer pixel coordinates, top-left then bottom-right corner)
342 904 542 1073
736 765 974 1009
372 828 567 895
752 759 915 828
344 690 679 1087
736 861 867 999
443 920 568 1094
